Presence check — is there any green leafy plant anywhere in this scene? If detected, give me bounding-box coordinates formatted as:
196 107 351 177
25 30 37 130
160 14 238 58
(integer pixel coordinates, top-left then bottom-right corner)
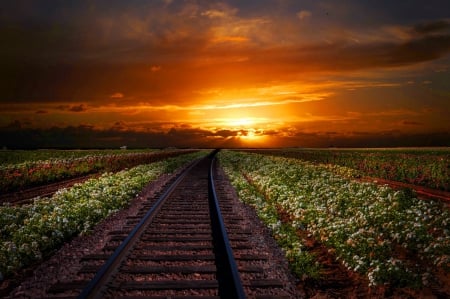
0 151 205 280
219 150 450 288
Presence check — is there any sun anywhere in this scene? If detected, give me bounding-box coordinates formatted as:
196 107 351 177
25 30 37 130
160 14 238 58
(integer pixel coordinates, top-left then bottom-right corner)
224 119 266 144
197 115 272 146
238 128 260 140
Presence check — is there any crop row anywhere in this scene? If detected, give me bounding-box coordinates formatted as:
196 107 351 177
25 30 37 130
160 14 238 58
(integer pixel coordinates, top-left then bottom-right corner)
219 155 321 279
0 151 206 280
0 149 159 165
245 148 450 191
0 149 197 193
219 151 450 288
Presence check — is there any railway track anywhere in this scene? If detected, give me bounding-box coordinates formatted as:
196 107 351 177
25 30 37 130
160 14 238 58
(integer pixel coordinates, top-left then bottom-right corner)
45 150 292 298
0 174 98 205
0 150 198 206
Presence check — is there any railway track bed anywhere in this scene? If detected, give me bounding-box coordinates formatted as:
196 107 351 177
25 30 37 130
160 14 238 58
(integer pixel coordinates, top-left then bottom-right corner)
6 152 299 298
0 174 98 205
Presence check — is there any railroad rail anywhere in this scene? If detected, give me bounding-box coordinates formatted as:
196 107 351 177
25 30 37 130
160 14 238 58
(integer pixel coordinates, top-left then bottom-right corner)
46 150 290 298
0 150 198 205
0 174 98 205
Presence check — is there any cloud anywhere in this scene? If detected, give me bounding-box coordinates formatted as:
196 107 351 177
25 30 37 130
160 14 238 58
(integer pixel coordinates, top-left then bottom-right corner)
110 92 124 99
201 3 238 19
210 36 249 44
202 9 227 18
247 30 450 73
192 96 327 110
272 129 450 148
1 1 449 106
297 10 312 20
413 20 450 35
214 129 239 138
351 109 419 117
0 1 449 148
150 65 161 72
0 121 448 149
401 120 423 126
110 121 128 131
69 104 87 112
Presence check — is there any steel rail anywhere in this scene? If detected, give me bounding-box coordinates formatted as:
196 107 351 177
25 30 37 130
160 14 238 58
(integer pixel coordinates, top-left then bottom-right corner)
77 158 201 299
77 150 246 298
208 149 246 299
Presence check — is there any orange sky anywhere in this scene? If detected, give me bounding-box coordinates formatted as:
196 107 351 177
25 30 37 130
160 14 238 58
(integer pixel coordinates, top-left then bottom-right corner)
1 1 449 148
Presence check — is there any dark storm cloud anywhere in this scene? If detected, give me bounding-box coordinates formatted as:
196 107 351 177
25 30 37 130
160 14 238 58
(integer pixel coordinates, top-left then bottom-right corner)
1 0 450 104
54 104 88 112
318 0 450 26
413 20 450 35
0 125 222 149
401 120 423 126
1 1 449 149
0 122 448 149
279 130 450 148
249 31 450 72
68 104 87 112
214 130 239 138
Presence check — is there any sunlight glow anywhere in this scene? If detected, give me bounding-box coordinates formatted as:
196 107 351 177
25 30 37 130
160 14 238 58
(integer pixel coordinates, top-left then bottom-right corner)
226 117 255 127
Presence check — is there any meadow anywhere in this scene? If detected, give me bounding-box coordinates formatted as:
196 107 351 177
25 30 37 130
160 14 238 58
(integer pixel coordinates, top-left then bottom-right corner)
219 150 449 290
244 148 450 191
1 148 448 294
0 151 206 278
0 149 196 193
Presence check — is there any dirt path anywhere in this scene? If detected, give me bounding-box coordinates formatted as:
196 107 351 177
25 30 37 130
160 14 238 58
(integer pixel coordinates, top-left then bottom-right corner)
361 176 450 205
0 174 98 205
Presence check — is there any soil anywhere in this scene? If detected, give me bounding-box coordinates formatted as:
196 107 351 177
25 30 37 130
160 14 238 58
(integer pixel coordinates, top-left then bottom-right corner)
361 176 450 206
2 164 301 298
244 171 450 298
0 150 199 205
1 170 179 298
0 174 98 205
2 166 449 298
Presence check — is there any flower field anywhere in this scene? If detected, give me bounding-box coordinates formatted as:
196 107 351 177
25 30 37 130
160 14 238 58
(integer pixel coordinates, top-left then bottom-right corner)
245 148 450 191
0 151 205 280
0 149 197 193
219 150 450 289
0 149 159 165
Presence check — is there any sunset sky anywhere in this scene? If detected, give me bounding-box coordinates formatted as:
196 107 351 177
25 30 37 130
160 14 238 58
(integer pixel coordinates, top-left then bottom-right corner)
1 0 449 148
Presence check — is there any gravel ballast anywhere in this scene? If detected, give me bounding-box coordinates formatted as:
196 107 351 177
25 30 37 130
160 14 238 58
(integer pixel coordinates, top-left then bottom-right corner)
5 164 301 298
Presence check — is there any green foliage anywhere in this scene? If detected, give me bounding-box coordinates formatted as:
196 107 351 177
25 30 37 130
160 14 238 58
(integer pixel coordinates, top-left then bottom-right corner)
0 149 157 165
219 152 321 280
219 150 450 288
0 151 205 280
0 149 197 193
248 148 450 191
